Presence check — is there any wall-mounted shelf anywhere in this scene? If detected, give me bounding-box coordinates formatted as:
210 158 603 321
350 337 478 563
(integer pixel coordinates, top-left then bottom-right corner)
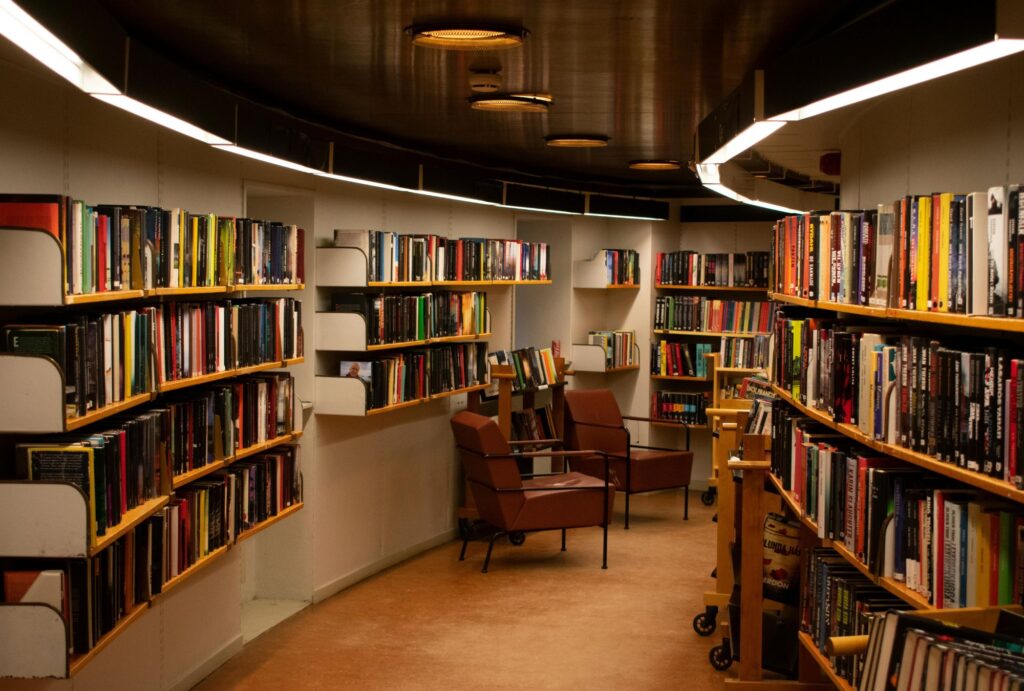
236 502 304 543
158 545 230 597
314 376 489 416
171 432 300 489
572 250 640 289
0 604 69 678
655 284 768 293
650 374 708 382
652 329 770 338
158 360 295 393
315 312 490 352
570 342 640 373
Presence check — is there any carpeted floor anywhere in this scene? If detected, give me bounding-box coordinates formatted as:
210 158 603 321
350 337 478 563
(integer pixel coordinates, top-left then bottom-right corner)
195 490 731 690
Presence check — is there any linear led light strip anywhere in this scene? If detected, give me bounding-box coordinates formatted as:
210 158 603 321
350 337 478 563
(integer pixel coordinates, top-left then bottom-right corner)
0 1 666 219
695 163 802 214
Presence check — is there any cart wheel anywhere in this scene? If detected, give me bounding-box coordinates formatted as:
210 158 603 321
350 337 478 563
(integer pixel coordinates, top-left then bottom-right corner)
701 488 716 506
692 610 717 637
709 644 733 671
508 531 526 546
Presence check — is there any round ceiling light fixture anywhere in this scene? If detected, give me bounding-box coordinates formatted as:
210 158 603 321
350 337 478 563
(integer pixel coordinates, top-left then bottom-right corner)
628 159 682 171
544 134 609 148
406 24 528 50
469 69 503 93
469 93 552 113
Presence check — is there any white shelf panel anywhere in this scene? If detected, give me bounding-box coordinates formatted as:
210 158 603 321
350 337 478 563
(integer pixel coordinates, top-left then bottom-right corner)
315 312 369 351
315 247 369 288
0 228 64 306
573 251 611 289
314 375 370 416
0 355 66 432
571 343 610 372
0 604 68 678
0 483 89 557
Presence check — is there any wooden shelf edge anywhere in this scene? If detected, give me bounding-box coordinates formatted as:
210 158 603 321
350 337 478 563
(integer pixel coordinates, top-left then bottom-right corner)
64 289 146 305
147 286 227 297
236 502 304 543
158 361 287 392
230 433 297 463
656 284 768 292
797 632 855 691
650 374 708 382
68 602 149 675
228 283 304 292
158 544 231 597
91 495 170 556
282 357 304 366
172 459 228 489
653 330 770 337
771 384 1024 504
65 392 154 431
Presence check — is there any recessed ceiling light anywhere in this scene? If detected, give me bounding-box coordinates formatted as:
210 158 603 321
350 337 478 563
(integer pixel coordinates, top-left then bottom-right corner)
469 93 552 113
545 135 609 148
628 160 681 171
469 69 502 93
406 24 528 50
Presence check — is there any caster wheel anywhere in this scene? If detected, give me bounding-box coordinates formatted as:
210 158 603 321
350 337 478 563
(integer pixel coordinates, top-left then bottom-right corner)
701 489 716 506
709 644 733 671
692 611 717 637
508 531 526 546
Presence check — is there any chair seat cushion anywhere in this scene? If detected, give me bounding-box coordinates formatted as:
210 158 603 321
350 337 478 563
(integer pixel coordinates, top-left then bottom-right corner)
627 449 693 493
511 472 612 531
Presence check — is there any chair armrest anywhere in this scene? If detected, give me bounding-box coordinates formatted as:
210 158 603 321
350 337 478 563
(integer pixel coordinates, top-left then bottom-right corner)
508 438 562 447
510 449 616 460
571 419 627 432
621 414 661 424
630 443 688 453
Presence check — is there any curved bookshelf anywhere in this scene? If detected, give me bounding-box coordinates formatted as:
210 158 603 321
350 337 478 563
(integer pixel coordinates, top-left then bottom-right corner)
171 432 300 489
772 384 1024 504
770 291 1024 335
314 376 489 416
655 284 768 293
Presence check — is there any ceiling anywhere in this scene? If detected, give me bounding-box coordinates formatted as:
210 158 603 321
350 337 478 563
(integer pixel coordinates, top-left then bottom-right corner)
93 0 864 197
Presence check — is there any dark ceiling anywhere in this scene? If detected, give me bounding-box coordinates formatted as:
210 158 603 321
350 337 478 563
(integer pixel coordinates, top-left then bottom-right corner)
96 0 862 197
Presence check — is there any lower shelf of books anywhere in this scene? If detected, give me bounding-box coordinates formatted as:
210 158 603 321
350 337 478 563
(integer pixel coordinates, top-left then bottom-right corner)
314 375 488 416
237 502 304 543
158 545 231 596
798 631 854 691
171 432 300 489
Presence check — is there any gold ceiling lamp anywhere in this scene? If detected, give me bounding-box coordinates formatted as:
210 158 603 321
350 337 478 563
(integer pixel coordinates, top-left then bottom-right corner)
628 160 681 171
469 93 552 113
406 24 528 50
545 135 609 148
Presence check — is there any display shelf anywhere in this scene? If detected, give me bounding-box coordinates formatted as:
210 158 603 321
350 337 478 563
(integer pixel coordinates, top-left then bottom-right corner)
570 342 640 373
772 385 1024 504
766 472 821 535
367 280 431 288
315 376 489 416
158 360 290 393
148 286 228 297
92 495 171 556
67 603 149 676
649 374 708 382
66 392 155 432
236 502 304 543
572 250 640 289
655 284 768 293
283 356 304 367
228 283 304 292
159 545 231 597
315 312 490 352
171 460 228 490
65 289 147 305
770 291 1024 334
797 632 855 691
652 329 769 337
0 603 69 678
433 280 492 287
171 432 299 489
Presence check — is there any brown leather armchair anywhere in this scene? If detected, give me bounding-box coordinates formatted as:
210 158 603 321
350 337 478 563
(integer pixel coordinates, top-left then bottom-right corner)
450 410 614 573
563 388 694 529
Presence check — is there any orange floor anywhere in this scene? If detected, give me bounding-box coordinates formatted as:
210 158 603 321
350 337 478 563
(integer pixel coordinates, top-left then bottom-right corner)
196 490 729 690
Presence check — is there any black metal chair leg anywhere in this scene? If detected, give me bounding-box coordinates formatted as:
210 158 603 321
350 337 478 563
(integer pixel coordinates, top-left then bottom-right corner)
561 528 567 551
481 531 505 573
602 521 608 569
459 535 470 561
624 492 630 529
684 486 689 520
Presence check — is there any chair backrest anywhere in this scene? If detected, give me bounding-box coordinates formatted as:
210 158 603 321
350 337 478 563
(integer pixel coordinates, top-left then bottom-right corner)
450 411 524 529
563 388 628 454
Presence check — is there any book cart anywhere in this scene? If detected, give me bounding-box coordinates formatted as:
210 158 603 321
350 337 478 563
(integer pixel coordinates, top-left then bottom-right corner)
0 223 305 679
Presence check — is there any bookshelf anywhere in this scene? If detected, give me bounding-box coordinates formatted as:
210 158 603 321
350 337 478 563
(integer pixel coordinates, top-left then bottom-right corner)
0 209 307 679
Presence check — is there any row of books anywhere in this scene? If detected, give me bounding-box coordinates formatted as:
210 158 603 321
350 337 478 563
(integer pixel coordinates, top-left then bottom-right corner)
859 609 1024 691
12 372 296 545
487 346 561 393
599 249 640 285
510 404 559 445
0 194 305 296
586 330 637 369
773 315 1023 484
651 340 708 377
770 185 1024 317
801 548 905 686
720 333 772 369
653 296 774 333
339 342 486 409
1 446 301 656
650 391 708 425
155 298 303 384
333 291 488 345
3 310 155 418
655 250 770 287
334 229 551 283
773 401 1024 609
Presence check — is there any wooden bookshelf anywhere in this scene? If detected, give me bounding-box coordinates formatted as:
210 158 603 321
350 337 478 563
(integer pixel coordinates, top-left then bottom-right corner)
236 502 304 543
159 545 231 596
172 460 228 490
652 329 770 337
767 472 821 535
92 495 171 556
650 374 708 382
283 356 304 367
68 603 150 676
771 291 1024 335
148 285 228 297
65 289 146 305
655 284 768 293
65 392 154 432
433 280 492 287
158 360 293 393
797 632 855 691
772 385 1024 504
228 283 304 292
171 433 302 489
